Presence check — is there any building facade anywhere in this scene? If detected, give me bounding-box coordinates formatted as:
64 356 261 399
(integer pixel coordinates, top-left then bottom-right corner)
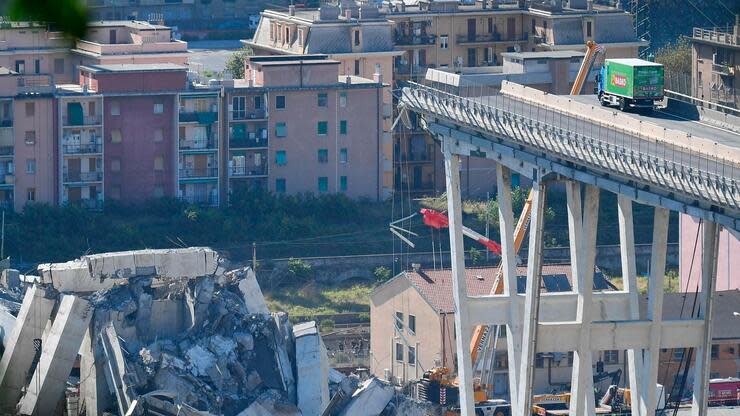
680 214 740 291
691 17 739 109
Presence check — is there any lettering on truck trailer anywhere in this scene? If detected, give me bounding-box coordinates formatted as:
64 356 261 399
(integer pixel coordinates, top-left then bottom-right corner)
611 74 627 88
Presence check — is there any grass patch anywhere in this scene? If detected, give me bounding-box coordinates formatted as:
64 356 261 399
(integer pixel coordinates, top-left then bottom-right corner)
608 270 681 294
264 279 375 318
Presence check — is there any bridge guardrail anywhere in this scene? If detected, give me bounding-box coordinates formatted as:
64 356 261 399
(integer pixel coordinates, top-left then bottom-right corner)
400 81 740 213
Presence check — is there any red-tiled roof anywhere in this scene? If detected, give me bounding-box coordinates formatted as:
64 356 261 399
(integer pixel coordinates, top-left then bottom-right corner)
404 264 575 313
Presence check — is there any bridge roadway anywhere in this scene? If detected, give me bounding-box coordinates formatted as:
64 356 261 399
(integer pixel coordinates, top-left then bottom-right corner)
401 82 740 232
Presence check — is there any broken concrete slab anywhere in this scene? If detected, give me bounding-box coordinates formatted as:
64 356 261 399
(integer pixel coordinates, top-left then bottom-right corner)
0 284 56 412
18 294 93 415
0 306 15 348
1 268 20 290
100 323 138 416
234 268 270 314
79 325 113 416
338 377 394 416
294 321 330 416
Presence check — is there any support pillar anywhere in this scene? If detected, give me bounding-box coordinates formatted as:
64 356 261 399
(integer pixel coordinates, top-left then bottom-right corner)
79 322 113 416
496 165 521 414
0 284 55 412
567 183 599 416
618 195 645 414
691 221 719 416
19 295 93 416
517 180 546 416
443 144 475 415
637 207 670 415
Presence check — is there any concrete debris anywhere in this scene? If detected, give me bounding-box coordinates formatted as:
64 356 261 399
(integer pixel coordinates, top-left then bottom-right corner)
294 321 330 416
1 269 20 291
338 377 395 416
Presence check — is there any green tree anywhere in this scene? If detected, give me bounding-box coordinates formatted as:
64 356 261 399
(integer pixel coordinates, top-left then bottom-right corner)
468 247 483 265
373 266 392 283
224 46 254 79
5 0 88 38
654 36 692 75
287 258 312 280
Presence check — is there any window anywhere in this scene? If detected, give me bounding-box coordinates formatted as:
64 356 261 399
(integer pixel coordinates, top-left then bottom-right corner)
603 350 619 364
340 176 347 191
339 148 348 164
154 128 164 143
395 343 404 362
340 120 347 135
568 351 574 366
88 101 96 117
275 95 286 109
711 344 719 359
275 178 286 193
354 60 360 76
110 101 120 116
353 30 360 47
153 103 164 114
110 129 122 143
54 58 64 74
27 188 35 202
25 102 35 117
487 17 494 34
25 159 36 174
586 21 592 37
409 314 416 334
317 121 328 135
395 311 404 330
15 60 25 74
318 93 328 107
154 156 164 171
318 149 328 164
672 349 685 361
111 158 121 172
439 35 448 49
24 131 36 145
34 59 40 74
531 18 536 34
232 96 246 119
254 95 263 110
339 92 347 107
408 346 416 365
275 150 287 166
318 176 328 192
275 122 287 137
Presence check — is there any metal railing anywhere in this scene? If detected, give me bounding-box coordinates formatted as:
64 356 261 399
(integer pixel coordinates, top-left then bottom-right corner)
229 136 268 149
0 146 12 156
456 32 527 44
179 167 218 179
0 119 11 128
63 171 103 183
230 110 267 121
179 111 218 123
230 165 267 177
179 137 218 151
395 34 437 46
401 82 740 213
63 115 102 127
63 143 103 154
693 27 739 46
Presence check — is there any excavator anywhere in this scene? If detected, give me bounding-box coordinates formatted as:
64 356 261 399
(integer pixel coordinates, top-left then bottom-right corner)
394 40 604 415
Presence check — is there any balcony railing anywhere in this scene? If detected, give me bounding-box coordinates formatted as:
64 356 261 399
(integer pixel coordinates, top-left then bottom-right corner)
693 27 739 46
229 136 269 149
63 115 102 127
230 165 267 177
0 146 13 156
395 34 437 46
0 119 11 128
63 143 103 154
712 63 734 76
395 152 433 163
395 64 436 77
63 171 103 183
456 32 528 45
179 167 218 179
180 194 218 206
230 110 267 121
179 111 218 124
179 137 218 151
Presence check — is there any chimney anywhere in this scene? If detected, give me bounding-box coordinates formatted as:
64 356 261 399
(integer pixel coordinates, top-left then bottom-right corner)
587 0 593 12
373 72 382 84
345 75 352 84
289 5 295 16
345 9 352 19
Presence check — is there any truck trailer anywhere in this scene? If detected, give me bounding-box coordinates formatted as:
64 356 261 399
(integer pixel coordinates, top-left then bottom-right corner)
596 58 664 112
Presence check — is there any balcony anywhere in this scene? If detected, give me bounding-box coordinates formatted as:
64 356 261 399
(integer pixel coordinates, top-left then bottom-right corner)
456 32 528 45
712 63 734 77
395 64 436 78
179 167 218 179
230 165 267 177
63 115 102 127
63 143 103 154
180 194 218 206
395 152 433 163
693 27 739 46
179 137 218 151
395 34 437 46
230 110 267 121
63 171 103 183
0 146 13 156
0 119 11 128
229 135 268 149
179 111 218 124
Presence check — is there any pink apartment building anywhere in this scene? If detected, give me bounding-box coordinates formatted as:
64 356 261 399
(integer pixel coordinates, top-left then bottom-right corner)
680 214 740 291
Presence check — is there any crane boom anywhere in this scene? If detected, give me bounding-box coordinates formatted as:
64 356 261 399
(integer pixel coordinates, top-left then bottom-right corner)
571 41 604 95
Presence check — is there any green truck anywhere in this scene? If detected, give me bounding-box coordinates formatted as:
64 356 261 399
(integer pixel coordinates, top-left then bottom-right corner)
595 58 664 112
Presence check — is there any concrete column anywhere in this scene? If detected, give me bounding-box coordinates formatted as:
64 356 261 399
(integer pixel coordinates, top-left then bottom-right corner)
19 295 93 416
517 180 546 416
637 207 670 416
567 183 598 416
496 164 521 414
691 221 720 416
79 323 112 416
618 195 645 415
0 284 55 412
443 144 475 415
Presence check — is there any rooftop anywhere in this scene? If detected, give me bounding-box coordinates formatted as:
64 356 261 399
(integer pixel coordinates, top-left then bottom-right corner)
86 20 170 30
502 50 586 60
80 63 188 73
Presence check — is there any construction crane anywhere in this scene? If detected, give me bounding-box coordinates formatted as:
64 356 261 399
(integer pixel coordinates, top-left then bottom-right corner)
571 41 605 96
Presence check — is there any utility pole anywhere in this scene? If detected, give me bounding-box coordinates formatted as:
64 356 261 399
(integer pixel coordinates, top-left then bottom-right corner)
485 192 490 262
252 242 257 271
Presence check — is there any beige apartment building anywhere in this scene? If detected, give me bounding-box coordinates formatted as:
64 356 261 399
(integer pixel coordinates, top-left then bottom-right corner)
691 17 739 109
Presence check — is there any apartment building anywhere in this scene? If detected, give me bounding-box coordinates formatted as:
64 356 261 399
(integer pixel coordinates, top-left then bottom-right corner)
178 91 221 206
680 215 740 292
691 17 739 109
223 55 386 199
0 22 75 84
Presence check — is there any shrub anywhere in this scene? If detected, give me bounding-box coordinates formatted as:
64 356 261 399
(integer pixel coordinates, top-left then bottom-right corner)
319 318 335 332
287 258 312 280
373 266 392 283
